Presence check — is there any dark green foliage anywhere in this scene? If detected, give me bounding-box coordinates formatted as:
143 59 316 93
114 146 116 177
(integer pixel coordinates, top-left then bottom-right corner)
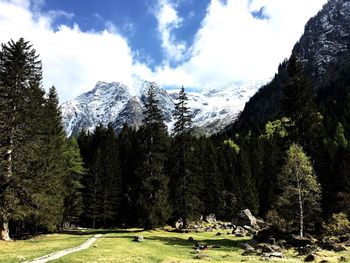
63 137 84 228
78 125 122 228
135 83 171 229
172 86 192 136
0 38 44 239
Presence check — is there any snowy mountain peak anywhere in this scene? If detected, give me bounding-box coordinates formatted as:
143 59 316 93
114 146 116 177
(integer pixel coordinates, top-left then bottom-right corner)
61 80 265 137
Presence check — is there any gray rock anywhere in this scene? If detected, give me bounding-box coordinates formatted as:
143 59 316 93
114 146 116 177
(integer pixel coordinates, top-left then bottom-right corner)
235 209 257 228
133 235 144 242
242 243 255 253
234 226 248 237
304 254 316 262
175 218 183 229
205 213 216 223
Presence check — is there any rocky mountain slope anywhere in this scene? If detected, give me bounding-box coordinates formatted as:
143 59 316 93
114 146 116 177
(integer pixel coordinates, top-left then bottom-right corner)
61 80 264 137
232 0 350 132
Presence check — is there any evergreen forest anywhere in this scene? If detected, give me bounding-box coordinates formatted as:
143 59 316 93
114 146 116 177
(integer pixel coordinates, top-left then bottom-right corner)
1 38 350 241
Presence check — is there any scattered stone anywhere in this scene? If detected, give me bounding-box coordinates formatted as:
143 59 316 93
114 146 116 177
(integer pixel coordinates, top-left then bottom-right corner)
261 252 283 259
234 226 248 237
257 243 275 253
235 209 257 228
339 256 347 262
339 235 350 243
175 218 183 229
319 238 346 251
215 232 222 236
242 243 255 254
205 213 216 223
292 235 312 247
244 225 258 235
133 235 144 242
205 227 213 232
298 245 317 256
188 237 194 241
334 244 346 252
276 240 287 248
304 254 316 262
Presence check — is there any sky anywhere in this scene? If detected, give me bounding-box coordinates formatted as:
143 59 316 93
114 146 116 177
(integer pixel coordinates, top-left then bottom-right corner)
0 0 328 102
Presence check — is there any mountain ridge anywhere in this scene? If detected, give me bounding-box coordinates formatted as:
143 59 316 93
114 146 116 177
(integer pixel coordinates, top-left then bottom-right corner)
61 80 265 136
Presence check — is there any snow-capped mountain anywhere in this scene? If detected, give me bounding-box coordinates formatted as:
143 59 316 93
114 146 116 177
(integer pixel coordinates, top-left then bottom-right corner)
61 80 265 137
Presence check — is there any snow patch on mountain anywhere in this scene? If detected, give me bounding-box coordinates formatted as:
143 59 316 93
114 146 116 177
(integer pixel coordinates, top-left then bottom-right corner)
61 80 266 137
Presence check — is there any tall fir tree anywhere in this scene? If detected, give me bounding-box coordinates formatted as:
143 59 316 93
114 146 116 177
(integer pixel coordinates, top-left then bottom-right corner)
169 86 199 226
63 137 84 228
0 38 43 240
136 83 171 229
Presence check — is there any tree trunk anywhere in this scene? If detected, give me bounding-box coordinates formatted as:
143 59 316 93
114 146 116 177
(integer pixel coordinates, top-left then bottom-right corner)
296 170 304 237
0 220 11 241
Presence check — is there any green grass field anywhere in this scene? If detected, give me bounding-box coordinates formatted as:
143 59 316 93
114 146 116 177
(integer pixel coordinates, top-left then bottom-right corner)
0 233 93 263
0 229 348 262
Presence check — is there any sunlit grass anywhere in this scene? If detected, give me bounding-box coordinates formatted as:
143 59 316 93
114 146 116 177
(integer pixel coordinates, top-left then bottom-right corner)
0 233 92 263
1 229 348 262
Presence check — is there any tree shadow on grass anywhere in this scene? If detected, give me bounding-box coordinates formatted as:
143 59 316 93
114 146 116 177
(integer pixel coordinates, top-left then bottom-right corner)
59 229 144 236
145 235 245 251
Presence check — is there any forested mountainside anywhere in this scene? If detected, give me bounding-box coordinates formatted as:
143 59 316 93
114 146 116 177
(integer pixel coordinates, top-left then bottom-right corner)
231 0 350 133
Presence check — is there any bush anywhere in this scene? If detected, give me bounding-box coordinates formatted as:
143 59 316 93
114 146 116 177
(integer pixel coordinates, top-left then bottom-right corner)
266 209 290 231
324 212 350 236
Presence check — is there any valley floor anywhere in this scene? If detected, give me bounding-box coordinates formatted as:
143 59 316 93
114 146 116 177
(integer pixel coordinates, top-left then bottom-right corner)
0 229 348 263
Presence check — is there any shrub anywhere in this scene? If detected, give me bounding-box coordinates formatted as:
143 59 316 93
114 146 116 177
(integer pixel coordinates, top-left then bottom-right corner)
324 212 350 236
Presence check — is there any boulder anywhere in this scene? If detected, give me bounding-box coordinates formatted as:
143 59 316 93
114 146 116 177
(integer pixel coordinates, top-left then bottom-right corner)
241 243 255 255
318 237 346 251
242 243 255 253
175 218 183 229
304 254 316 262
205 213 216 223
291 235 313 247
244 225 258 235
235 209 257 228
133 235 144 242
205 227 213 232
257 243 274 253
234 226 248 237
298 245 317 256
261 252 283 259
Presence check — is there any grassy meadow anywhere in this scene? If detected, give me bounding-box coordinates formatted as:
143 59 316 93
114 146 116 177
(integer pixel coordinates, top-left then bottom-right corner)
0 229 348 262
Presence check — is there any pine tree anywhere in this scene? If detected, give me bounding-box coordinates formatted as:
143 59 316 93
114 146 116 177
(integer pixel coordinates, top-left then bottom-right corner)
283 54 322 150
63 137 84 228
276 144 322 237
172 86 192 136
19 86 67 232
169 86 199 226
0 38 43 240
136 83 171 229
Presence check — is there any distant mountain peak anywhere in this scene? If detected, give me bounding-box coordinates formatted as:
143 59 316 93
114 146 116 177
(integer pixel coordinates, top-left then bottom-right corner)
61 80 264 137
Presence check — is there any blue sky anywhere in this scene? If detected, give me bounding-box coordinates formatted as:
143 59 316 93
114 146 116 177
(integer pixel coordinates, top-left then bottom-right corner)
40 0 210 69
0 0 328 102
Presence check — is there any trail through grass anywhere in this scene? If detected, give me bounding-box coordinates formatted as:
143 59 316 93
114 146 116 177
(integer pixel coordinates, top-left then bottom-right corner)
0 233 92 263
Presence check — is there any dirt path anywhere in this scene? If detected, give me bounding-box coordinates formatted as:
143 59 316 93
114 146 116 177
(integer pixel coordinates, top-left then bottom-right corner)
23 234 102 263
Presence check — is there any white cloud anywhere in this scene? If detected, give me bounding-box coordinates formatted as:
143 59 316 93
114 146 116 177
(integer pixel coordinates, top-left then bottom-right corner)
151 0 328 89
155 0 187 63
0 0 133 102
0 0 329 102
